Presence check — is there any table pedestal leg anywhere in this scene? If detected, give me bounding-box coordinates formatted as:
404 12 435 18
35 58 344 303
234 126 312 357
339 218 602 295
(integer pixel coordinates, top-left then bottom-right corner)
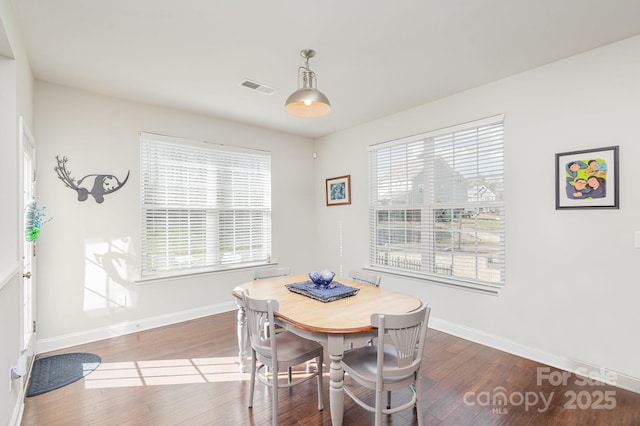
236 300 248 372
328 336 345 425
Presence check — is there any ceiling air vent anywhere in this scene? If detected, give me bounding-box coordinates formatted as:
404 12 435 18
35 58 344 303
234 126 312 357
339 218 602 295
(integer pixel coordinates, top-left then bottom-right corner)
240 79 277 95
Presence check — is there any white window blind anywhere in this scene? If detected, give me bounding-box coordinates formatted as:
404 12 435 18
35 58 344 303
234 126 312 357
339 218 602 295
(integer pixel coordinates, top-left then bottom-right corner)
368 115 505 293
140 132 271 277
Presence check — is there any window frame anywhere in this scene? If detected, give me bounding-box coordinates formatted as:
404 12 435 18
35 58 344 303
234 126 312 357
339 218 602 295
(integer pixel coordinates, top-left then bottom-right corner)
368 115 505 294
139 132 272 280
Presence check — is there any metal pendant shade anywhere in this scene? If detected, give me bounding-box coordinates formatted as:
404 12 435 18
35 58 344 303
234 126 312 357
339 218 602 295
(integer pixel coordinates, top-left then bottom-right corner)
285 49 331 118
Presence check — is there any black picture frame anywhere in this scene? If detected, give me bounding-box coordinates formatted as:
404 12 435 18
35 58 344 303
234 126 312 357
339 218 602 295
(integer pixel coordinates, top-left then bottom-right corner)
555 146 619 209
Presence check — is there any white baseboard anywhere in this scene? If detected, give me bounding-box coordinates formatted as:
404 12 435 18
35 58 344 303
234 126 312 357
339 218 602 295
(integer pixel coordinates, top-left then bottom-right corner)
429 316 640 395
9 389 25 426
36 301 238 354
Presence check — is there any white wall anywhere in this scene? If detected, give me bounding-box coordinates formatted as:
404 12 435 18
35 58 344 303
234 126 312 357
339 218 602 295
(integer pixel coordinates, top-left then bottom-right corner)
314 35 640 391
14 20 640 419
0 0 34 423
34 82 316 350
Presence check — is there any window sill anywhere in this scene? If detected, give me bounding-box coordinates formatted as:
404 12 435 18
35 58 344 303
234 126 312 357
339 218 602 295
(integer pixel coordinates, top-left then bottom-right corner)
364 266 503 296
134 261 275 285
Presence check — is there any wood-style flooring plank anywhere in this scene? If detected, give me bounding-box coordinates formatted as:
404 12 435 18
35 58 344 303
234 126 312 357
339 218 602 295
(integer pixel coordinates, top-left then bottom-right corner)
21 310 640 425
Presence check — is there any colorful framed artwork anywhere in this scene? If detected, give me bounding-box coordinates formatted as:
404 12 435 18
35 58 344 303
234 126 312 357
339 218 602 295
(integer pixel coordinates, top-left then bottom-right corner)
555 146 619 209
326 175 351 206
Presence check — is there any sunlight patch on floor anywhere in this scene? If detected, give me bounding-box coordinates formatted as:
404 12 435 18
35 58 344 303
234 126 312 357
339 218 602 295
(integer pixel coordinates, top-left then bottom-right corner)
84 356 248 388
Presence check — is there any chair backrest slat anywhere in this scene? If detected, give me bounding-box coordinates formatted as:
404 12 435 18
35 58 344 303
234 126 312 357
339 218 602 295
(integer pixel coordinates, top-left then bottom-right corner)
243 292 279 360
253 267 290 280
349 269 381 287
371 304 430 376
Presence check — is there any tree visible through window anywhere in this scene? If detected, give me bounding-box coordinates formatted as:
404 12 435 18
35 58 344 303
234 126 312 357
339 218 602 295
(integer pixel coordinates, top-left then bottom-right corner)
368 116 505 292
140 132 271 277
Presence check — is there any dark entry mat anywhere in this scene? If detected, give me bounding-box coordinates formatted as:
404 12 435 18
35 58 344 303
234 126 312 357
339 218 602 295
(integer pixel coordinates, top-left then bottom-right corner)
26 352 101 397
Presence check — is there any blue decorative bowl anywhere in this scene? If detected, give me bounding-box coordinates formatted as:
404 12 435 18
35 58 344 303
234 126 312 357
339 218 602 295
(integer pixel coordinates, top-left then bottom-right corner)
308 270 336 288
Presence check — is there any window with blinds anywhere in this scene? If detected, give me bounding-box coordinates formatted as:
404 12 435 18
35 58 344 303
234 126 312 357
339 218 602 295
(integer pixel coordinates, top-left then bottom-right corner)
140 132 271 277
368 115 505 293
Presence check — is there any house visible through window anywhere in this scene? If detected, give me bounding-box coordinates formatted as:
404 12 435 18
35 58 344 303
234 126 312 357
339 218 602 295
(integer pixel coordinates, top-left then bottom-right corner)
368 115 505 293
140 132 271 278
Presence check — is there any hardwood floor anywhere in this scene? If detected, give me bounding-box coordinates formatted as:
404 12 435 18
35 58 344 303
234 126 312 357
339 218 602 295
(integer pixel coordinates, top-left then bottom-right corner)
22 311 640 425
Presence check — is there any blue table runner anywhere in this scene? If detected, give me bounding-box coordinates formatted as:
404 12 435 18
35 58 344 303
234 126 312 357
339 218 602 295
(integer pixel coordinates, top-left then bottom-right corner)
286 281 359 302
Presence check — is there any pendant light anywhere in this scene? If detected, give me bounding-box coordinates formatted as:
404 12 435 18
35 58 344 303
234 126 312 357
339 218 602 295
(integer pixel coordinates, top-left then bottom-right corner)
285 49 331 118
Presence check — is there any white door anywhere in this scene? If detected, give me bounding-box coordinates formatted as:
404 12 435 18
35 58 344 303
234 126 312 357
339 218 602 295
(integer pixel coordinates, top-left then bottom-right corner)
20 117 37 375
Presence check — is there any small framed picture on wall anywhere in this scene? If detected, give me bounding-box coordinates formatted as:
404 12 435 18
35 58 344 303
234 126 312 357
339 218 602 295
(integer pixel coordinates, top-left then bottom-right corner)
555 146 619 209
326 175 351 206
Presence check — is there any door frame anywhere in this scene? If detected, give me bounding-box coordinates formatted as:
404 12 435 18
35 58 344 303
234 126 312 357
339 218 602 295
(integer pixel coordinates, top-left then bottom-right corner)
19 115 37 380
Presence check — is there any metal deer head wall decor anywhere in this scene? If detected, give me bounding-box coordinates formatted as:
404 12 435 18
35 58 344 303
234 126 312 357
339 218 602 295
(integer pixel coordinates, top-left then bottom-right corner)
54 155 130 204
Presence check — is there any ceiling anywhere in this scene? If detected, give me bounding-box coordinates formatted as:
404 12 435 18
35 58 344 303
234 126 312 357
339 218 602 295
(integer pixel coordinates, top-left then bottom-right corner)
10 0 640 139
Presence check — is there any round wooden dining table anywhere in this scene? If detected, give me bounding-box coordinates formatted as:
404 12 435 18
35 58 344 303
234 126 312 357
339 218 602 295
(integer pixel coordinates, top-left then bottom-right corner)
233 274 422 425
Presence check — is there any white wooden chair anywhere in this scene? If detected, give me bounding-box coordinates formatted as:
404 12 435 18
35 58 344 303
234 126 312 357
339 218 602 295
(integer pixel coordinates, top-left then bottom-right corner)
252 266 291 373
253 266 290 280
349 269 381 287
253 267 290 332
242 291 324 425
341 304 431 425
347 269 383 347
